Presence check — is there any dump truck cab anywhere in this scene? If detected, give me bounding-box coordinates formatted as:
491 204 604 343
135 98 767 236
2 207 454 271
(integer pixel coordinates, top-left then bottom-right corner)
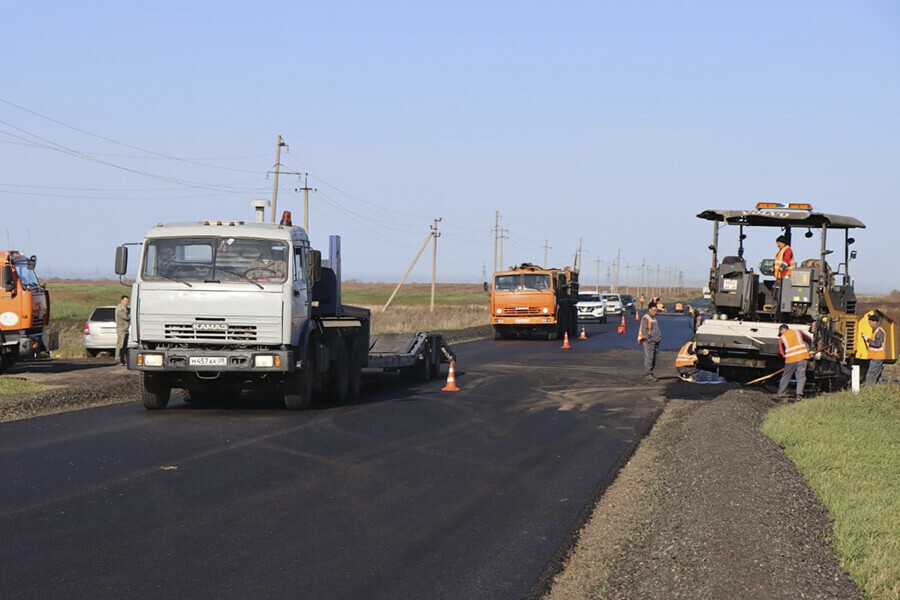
0 250 55 370
490 263 579 340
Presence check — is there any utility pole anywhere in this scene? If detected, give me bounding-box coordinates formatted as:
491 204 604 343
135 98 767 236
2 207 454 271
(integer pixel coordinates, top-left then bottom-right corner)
543 240 551 268
492 211 500 274
499 228 508 270
383 221 438 313
574 238 583 271
625 263 630 294
595 258 602 293
295 174 317 232
430 218 441 312
270 135 286 222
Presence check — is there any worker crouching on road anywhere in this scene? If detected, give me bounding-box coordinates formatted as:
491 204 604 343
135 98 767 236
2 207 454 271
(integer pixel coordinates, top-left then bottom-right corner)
775 324 813 400
675 340 699 382
862 311 886 385
638 302 662 381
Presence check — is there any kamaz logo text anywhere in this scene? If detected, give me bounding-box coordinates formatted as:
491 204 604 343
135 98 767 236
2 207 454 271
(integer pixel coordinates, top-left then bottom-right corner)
193 322 228 331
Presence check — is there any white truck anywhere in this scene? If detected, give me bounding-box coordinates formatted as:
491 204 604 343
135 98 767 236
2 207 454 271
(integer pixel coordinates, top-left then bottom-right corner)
116 209 454 410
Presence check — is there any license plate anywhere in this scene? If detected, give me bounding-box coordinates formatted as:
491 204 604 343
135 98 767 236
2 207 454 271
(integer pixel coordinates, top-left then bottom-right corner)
189 356 227 367
514 318 530 323
723 279 738 291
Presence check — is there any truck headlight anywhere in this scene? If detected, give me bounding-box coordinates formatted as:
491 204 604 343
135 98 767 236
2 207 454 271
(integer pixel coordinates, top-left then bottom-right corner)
254 355 278 368
141 353 164 367
542 307 549 314
495 308 502 315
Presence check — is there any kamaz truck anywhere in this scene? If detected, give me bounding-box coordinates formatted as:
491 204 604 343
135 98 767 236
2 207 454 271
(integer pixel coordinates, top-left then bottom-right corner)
490 263 579 340
693 202 878 389
117 209 454 410
1 250 57 371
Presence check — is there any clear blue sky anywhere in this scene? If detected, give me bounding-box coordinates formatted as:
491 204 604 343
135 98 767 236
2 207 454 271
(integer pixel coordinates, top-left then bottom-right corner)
3 1 899 292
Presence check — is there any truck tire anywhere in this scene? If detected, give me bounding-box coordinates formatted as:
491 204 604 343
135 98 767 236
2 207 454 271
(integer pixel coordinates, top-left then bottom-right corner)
284 344 314 410
141 373 171 410
327 342 350 403
347 342 363 401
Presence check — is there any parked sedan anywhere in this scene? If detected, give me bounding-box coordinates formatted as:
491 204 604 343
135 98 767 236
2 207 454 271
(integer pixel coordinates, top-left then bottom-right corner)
576 292 607 323
621 294 636 314
82 306 117 357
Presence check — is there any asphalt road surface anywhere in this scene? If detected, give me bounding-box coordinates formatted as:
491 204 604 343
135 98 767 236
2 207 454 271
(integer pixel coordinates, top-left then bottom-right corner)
0 314 693 600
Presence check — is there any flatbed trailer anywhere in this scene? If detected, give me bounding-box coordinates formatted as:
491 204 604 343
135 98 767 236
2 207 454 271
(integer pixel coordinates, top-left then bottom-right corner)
367 332 457 381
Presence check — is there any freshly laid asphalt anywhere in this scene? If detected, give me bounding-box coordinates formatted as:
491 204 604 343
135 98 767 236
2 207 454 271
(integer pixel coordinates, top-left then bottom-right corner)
0 313 692 600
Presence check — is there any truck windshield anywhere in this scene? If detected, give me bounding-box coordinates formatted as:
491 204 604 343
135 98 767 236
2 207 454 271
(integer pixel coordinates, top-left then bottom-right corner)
494 273 552 291
143 237 289 283
13 263 41 289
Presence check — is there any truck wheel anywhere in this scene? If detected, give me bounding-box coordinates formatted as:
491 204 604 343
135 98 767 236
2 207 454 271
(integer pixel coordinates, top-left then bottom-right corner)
347 342 363 401
327 342 351 403
141 373 171 410
284 345 314 410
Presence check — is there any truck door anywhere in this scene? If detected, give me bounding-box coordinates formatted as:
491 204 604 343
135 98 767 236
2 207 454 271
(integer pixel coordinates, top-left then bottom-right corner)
290 245 310 346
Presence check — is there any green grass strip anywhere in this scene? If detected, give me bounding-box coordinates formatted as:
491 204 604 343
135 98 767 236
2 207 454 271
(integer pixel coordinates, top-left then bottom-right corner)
761 385 900 600
0 377 45 396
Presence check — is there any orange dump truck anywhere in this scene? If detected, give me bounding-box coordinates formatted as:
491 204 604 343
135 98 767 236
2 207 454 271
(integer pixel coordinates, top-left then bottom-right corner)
1 251 56 371
490 262 579 340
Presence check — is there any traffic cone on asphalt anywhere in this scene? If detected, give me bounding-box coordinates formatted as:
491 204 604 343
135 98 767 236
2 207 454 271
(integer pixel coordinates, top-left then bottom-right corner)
561 331 572 349
441 361 460 392
617 314 626 335
634 310 640 322
579 325 587 340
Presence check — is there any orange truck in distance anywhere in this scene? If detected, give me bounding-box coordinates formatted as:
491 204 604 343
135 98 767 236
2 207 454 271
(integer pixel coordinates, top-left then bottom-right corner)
0 250 56 371
491 263 579 340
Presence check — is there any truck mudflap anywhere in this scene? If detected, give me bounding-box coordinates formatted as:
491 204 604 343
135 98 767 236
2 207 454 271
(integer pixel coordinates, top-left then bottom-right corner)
367 332 456 372
127 347 293 373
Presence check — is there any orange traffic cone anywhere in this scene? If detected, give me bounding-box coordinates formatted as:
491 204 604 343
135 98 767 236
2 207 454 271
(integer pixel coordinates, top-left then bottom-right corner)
617 314 626 335
634 310 640 322
579 325 587 340
561 331 572 349
441 361 460 392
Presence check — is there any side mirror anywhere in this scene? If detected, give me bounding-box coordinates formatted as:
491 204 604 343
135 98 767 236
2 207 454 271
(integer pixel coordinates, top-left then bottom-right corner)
483 281 489 292
307 249 321 282
114 246 129 276
26 255 37 270
2 265 14 292
850 250 857 260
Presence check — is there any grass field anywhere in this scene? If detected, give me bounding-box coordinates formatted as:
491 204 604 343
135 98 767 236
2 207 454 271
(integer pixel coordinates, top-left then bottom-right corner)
0 377 44 396
762 386 900 600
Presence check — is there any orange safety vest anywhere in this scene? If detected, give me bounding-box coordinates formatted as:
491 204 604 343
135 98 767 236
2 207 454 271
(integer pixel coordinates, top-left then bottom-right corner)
675 341 697 367
781 329 810 363
867 326 886 360
774 245 795 278
637 313 654 344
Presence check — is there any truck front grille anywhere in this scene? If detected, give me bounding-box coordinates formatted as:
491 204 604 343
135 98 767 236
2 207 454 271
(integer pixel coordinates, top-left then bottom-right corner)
164 323 258 342
502 307 544 316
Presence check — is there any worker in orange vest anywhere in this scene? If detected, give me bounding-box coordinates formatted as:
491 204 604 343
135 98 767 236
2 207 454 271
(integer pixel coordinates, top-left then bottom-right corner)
862 311 886 385
638 302 662 381
775 324 813 400
774 235 795 279
675 340 699 382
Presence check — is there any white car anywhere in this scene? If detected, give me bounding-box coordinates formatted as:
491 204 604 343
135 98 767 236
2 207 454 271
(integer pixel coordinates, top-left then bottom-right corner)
602 293 625 316
576 292 607 323
82 306 117 357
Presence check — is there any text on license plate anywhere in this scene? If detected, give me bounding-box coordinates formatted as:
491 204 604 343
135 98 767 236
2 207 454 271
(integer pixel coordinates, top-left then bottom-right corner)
189 356 227 367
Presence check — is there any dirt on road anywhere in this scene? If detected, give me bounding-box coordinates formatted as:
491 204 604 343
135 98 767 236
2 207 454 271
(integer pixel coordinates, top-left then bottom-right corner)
1 351 863 599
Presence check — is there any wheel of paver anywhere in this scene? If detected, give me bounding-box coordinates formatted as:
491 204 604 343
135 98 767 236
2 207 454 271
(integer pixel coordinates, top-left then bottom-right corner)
284 344 314 410
327 342 351 403
141 373 171 410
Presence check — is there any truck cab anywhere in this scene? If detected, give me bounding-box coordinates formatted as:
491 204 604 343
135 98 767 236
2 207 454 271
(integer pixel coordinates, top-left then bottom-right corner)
0 250 55 370
117 211 370 410
490 263 579 340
